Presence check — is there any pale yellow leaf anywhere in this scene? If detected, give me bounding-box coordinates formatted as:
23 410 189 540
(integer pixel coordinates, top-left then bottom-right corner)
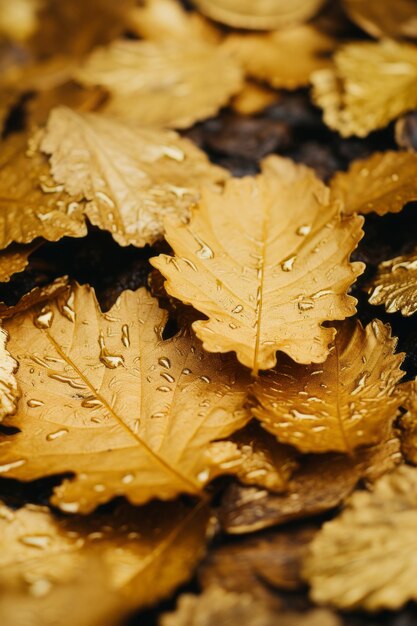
40 107 228 248
368 248 417 316
151 156 364 373
343 0 417 39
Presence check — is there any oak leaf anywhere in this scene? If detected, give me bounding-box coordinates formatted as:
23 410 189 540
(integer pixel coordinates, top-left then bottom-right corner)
303 465 417 610
0 132 87 250
74 39 243 129
0 285 251 513
343 0 417 39
368 249 417 316
189 0 326 30
0 498 209 620
151 156 364 373
224 26 335 90
312 40 417 137
251 319 404 453
330 151 417 216
40 107 228 248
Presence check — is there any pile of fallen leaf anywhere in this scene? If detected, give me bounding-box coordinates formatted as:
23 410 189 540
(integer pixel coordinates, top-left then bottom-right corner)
3 0 417 624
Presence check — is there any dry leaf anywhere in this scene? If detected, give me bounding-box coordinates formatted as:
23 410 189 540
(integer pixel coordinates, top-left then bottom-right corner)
0 327 18 422
343 0 417 39
0 244 37 283
312 40 417 137
0 131 87 250
152 156 364 373
231 81 278 116
0 498 209 619
251 319 404 453
40 107 228 248
303 464 417 610
219 435 402 533
224 26 335 90
75 39 243 129
0 276 69 319
368 249 417 316
190 0 326 30
330 151 417 216
0 285 251 513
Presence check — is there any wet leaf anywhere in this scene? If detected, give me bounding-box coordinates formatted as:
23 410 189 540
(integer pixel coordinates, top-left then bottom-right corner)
0 276 69 319
189 0 326 30
330 151 417 216
40 107 228 247
231 81 278 115
0 326 18 422
343 0 417 39
224 25 335 90
0 131 87 250
0 498 209 620
0 244 37 283
368 248 417 316
303 465 417 610
252 319 404 453
74 38 243 129
312 40 417 137
219 435 402 533
152 156 364 373
0 285 251 513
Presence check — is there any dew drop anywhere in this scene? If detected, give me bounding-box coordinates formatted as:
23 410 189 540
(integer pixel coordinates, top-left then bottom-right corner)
20 535 51 549
157 386 171 393
297 298 315 312
122 473 134 484
98 333 124 369
158 357 171 369
232 305 243 314
0 459 26 473
60 502 80 513
27 399 44 408
61 292 75 323
34 308 54 329
182 368 192 375
161 372 175 383
199 375 210 383
162 145 185 161
29 579 52 598
194 235 214 259
296 224 311 236
197 469 210 483
281 255 296 272
93 484 106 493
121 324 130 347
46 429 68 441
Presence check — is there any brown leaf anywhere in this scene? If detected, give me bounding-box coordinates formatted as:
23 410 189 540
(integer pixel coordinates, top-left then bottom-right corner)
0 276 69 319
303 464 417 610
0 285 251 513
0 326 18 422
312 40 417 137
343 0 417 39
251 319 404 453
40 107 228 248
0 244 37 283
224 25 335 90
189 0 326 30
330 151 417 216
74 39 243 129
368 249 417 316
0 131 87 250
151 156 364 373
219 435 402 533
0 498 209 620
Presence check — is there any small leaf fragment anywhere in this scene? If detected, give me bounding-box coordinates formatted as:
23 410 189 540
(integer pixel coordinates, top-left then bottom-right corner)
368 249 417 316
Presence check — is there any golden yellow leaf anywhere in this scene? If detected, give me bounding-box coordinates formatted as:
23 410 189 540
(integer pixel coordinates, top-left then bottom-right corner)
0 327 18 422
151 156 364 373
343 0 417 39
0 285 251 513
0 0 39 41
312 40 417 137
0 498 209 620
330 151 417 216
0 244 37 283
224 25 335 90
0 132 87 250
0 276 69 319
368 249 417 315
398 379 417 464
231 81 278 116
190 0 326 30
74 39 243 129
303 464 417 610
251 319 404 453
40 107 228 248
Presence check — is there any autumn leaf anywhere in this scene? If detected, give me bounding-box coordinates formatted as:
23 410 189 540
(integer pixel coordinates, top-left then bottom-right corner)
343 0 417 39
231 81 278 116
303 465 417 610
224 25 335 90
0 327 18 422
398 379 417 464
368 249 417 316
0 498 209 620
152 156 364 373
0 0 39 41
39 107 228 248
0 276 69 320
0 284 251 513
74 38 243 128
189 0 326 30
312 40 417 137
330 151 417 216
0 243 38 283
0 131 87 250
251 319 404 453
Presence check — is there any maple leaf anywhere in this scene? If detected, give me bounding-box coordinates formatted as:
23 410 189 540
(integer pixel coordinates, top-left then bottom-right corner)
303 465 417 610
330 151 417 216
0 498 209 620
151 156 364 373
224 25 335 90
343 0 417 39
0 132 87 250
219 434 402 534
312 40 417 137
368 249 417 316
39 107 228 248
251 319 404 453
0 284 251 513
74 39 243 129
189 0 326 30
